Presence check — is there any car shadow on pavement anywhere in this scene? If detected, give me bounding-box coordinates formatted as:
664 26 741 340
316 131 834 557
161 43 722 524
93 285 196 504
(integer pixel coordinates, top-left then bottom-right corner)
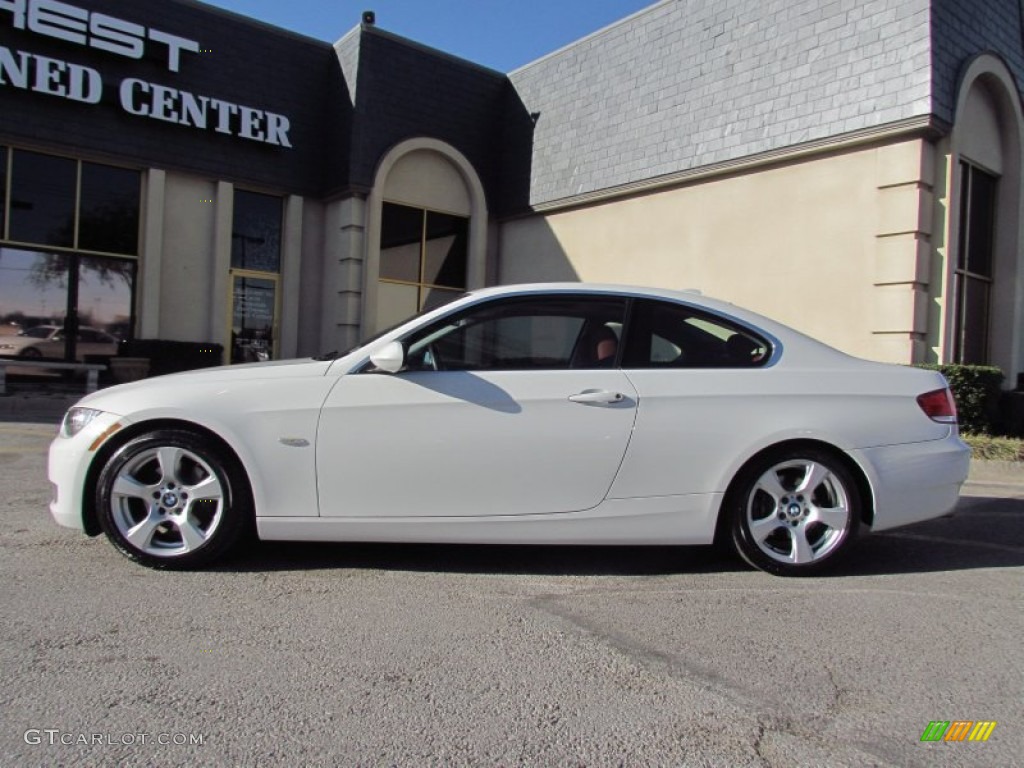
221 540 747 576
218 495 1023 577
831 495 1024 577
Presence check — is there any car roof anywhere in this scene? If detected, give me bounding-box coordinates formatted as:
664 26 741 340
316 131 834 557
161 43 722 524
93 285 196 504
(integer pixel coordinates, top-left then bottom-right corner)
464 282 769 330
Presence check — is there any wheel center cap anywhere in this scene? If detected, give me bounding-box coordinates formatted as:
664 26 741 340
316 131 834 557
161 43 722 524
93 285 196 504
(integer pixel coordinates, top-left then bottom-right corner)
162 492 179 507
786 503 802 519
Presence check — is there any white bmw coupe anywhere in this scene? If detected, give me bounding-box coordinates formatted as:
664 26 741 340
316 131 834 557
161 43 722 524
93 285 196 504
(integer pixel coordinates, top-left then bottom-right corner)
49 284 970 576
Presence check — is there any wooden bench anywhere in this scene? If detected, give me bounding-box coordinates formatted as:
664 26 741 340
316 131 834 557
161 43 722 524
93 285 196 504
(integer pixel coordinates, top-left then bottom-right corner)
0 359 107 395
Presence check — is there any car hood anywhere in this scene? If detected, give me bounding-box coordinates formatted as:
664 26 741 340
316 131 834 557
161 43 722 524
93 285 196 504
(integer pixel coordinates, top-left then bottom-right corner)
75 357 335 414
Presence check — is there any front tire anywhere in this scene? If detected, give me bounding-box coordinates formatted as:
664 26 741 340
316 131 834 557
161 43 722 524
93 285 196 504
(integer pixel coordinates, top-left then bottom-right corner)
727 447 861 576
96 430 250 569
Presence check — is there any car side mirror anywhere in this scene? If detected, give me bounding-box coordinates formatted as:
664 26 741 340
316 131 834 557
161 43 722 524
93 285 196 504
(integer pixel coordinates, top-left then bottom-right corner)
369 341 405 373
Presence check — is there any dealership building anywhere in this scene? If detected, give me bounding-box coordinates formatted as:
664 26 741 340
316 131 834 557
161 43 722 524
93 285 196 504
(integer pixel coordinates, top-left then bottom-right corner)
1 0 1022 378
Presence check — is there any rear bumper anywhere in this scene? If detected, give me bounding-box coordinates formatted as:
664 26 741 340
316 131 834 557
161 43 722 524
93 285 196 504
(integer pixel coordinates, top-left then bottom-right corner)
852 433 971 532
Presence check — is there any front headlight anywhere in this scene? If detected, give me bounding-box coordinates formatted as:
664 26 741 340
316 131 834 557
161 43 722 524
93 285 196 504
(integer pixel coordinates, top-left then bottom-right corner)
61 407 103 438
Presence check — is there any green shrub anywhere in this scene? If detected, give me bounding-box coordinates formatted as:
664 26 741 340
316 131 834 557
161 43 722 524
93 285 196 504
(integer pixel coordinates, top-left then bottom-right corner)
961 433 1024 462
917 364 1004 434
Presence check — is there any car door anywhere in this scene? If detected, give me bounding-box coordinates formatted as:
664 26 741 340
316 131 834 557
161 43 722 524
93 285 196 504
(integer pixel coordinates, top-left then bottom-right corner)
317 295 638 518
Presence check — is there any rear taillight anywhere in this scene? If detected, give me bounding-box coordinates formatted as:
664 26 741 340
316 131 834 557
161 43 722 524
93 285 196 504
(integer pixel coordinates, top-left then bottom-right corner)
917 388 957 423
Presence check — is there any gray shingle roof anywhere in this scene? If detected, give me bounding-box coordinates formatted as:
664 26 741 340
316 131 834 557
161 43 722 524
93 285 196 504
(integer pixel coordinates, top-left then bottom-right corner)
509 0 1021 208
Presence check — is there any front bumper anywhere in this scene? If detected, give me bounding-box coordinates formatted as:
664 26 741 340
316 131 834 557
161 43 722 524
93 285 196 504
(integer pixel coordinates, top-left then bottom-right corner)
47 411 124 531
852 432 971 532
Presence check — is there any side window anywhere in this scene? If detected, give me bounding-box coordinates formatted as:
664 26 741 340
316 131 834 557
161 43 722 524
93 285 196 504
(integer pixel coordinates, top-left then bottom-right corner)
401 296 626 371
622 299 769 368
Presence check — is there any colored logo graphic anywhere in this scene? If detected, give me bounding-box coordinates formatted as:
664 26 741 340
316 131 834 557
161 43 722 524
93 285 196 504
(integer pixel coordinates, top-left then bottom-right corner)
920 721 997 742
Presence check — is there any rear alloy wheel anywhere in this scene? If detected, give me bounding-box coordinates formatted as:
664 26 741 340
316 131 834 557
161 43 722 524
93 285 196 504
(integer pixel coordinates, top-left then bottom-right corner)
729 448 861 576
96 430 250 569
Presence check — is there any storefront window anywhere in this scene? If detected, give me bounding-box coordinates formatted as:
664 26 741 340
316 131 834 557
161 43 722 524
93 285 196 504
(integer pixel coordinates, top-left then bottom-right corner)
0 146 7 240
378 202 467 329
79 164 142 255
229 190 282 363
231 275 276 363
232 190 282 272
78 256 135 342
9 150 76 248
953 162 997 365
4 149 141 256
0 248 69 332
0 248 132 360
0 148 140 361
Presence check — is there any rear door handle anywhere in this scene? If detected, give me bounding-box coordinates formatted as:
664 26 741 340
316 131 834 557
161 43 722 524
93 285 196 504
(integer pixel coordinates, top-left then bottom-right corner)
568 389 626 405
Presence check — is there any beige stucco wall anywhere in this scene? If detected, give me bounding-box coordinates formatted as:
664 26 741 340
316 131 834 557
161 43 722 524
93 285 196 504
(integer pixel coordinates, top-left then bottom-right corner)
499 138 936 363
158 172 218 343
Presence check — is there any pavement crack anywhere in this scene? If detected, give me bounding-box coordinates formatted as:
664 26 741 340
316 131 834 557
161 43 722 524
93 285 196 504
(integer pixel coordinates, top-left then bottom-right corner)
751 720 771 767
529 593 772 712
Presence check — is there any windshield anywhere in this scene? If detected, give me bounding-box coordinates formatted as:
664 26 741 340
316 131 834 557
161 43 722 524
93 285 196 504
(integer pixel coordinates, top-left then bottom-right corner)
314 293 469 360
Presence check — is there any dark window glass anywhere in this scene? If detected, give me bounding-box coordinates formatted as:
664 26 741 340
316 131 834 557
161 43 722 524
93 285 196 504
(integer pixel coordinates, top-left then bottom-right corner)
954 163 998 364
622 299 770 368
424 212 468 288
78 163 141 255
964 166 996 278
956 276 990 365
0 146 7 240
403 296 626 371
380 203 423 283
9 150 76 247
378 203 470 329
231 191 281 272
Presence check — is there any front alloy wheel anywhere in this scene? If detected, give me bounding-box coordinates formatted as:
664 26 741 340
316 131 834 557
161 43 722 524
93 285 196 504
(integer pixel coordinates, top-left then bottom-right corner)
96 430 250 569
729 448 861 576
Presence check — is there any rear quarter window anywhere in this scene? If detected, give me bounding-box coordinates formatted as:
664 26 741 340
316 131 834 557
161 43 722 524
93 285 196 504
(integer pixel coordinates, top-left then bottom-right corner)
623 299 770 368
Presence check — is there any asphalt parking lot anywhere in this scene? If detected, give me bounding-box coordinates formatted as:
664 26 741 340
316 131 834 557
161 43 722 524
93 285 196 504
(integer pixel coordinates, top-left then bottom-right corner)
1 420 1021 767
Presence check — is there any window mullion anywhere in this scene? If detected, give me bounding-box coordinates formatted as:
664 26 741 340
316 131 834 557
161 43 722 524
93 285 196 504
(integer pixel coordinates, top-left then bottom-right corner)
2 146 9 241
419 210 427 310
73 161 82 251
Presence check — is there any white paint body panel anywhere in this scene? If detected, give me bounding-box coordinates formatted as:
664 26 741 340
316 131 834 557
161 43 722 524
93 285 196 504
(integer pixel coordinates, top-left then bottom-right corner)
319 370 637 517
258 493 723 546
47 283 971 552
612 366 953 499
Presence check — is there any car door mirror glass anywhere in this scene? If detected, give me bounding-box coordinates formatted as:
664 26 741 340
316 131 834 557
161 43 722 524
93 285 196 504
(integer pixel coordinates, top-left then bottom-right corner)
369 341 405 373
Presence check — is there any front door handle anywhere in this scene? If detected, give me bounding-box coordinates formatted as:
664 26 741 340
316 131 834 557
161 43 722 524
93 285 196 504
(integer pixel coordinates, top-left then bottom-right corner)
568 389 625 405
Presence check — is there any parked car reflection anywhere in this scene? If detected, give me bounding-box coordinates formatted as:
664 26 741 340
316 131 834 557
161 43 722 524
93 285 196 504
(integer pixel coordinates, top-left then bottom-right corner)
0 325 118 360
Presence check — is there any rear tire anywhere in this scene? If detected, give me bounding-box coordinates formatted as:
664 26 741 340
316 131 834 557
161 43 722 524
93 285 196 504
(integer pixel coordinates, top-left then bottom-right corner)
96 429 250 569
727 447 861 576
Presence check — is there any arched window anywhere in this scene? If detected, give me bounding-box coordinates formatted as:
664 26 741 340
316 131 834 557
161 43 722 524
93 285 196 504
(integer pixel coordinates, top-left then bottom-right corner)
366 139 488 336
949 56 1024 375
